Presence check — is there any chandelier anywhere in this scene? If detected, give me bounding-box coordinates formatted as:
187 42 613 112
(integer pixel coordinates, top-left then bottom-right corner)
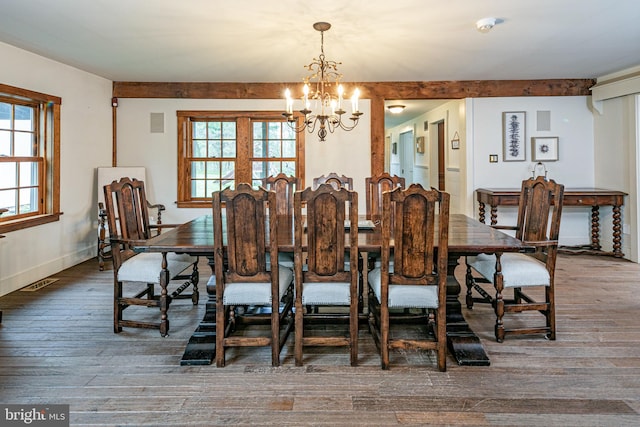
283 22 362 142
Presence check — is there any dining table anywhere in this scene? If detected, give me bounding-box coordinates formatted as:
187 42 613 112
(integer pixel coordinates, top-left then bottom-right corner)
134 213 533 366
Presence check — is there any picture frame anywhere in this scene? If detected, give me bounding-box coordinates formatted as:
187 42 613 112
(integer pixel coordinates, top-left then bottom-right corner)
392 142 397 155
502 111 526 161
416 136 425 154
532 136 559 161
451 131 460 149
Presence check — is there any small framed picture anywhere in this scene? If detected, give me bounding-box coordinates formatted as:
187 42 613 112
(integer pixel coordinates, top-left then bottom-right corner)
450 131 460 149
503 111 526 161
416 136 425 154
532 137 559 161
392 142 397 155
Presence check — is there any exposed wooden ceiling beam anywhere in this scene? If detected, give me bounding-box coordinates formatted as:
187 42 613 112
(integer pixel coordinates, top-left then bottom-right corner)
113 79 595 99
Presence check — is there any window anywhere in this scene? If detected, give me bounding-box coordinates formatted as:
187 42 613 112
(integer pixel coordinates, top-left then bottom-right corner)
0 84 61 233
177 111 305 208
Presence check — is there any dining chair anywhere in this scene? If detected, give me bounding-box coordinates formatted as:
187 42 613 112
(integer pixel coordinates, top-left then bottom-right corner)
103 177 199 336
212 183 294 367
365 173 405 271
97 167 166 271
465 175 565 342
365 172 405 221
294 183 360 366
265 173 299 218
367 184 450 371
313 172 353 190
264 173 299 269
312 172 361 306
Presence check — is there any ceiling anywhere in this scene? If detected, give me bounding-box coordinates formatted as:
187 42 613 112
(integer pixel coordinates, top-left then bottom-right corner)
1 0 639 127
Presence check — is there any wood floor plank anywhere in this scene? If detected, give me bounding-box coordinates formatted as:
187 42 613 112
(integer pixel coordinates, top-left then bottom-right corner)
0 255 639 425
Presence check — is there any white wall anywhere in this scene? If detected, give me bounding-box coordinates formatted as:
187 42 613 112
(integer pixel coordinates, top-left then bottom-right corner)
593 95 638 261
0 42 113 297
115 98 371 224
468 96 597 248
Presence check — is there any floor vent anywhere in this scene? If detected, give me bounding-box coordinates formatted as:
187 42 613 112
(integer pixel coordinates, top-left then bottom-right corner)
21 278 59 292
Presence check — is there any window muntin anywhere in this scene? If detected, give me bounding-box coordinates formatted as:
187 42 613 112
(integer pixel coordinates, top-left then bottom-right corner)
177 111 304 208
190 120 237 198
251 121 297 187
0 100 42 219
0 84 61 233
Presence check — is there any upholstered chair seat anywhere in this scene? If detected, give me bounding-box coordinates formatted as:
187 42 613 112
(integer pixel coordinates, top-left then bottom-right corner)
466 253 550 288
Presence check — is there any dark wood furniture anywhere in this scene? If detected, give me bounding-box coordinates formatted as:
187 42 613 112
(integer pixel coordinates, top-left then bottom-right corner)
212 184 294 367
313 172 354 190
476 186 627 257
368 185 450 371
135 213 531 366
103 177 199 336
264 173 299 217
294 184 360 366
365 172 405 221
365 173 405 271
98 200 165 271
467 177 565 342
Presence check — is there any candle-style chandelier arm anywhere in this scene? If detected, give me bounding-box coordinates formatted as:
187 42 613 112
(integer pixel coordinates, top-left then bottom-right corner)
283 110 362 142
283 22 363 142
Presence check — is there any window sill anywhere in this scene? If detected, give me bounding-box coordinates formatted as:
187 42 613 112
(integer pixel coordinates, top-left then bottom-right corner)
176 201 211 209
0 212 63 233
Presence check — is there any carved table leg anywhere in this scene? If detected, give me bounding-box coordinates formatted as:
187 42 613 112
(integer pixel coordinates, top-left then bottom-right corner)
493 253 505 343
159 252 170 337
180 255 216 365
590 206 601 251
612 204 624 258
478 202 486 223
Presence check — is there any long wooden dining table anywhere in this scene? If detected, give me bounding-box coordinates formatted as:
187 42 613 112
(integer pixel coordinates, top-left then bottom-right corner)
134 213 532 366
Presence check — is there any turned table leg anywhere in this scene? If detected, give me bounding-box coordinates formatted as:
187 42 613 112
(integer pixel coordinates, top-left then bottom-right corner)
490 206 498 226
590 206 601 251
612 204 624 258
159 252 170 337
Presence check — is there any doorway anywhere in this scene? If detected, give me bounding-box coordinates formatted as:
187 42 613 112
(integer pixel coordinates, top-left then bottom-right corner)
437 120 445 191
399 130 414 184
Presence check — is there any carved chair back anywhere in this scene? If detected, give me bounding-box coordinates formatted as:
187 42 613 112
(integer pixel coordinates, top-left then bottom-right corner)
365 172 405 220
102 177 152 271
313 173 354 191
265 173 299 218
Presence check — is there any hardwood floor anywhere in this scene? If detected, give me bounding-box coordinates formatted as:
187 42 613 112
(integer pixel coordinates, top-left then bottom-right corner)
1 254 639 426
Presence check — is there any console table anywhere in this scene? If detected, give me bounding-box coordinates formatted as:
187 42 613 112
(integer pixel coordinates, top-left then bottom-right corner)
475 187 627 258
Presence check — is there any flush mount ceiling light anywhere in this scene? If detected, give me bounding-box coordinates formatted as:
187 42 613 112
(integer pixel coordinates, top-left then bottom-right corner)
476 17 497 33
387 105 406 114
